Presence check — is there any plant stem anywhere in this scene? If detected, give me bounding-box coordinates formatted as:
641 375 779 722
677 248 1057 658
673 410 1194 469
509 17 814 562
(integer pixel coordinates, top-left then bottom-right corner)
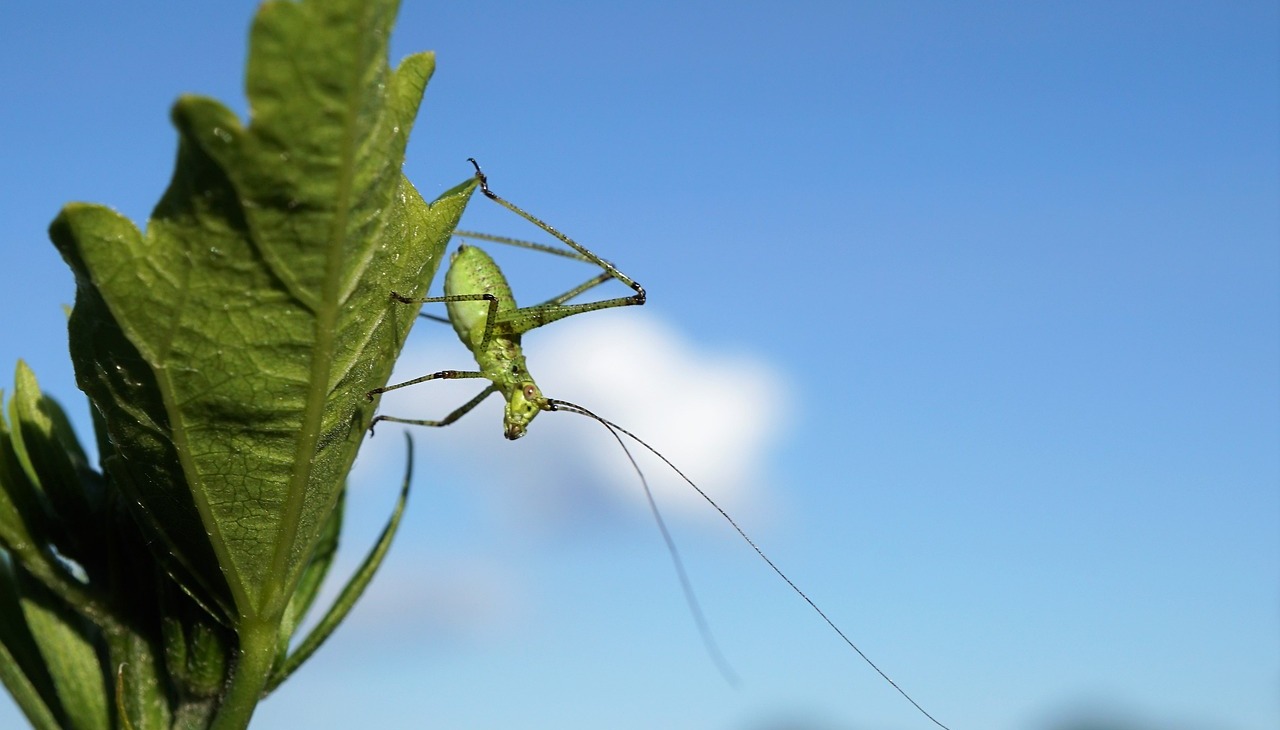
208 620 277 730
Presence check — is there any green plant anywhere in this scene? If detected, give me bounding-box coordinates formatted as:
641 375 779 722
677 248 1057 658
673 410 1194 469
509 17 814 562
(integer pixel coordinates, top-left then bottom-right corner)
0 0 472 727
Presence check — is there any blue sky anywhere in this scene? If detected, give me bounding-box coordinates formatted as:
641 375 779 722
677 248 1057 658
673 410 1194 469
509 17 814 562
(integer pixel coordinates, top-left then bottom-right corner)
2 2 1277 729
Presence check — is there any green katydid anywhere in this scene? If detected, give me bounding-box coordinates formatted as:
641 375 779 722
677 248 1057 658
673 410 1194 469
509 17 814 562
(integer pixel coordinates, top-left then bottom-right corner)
365 160 951 730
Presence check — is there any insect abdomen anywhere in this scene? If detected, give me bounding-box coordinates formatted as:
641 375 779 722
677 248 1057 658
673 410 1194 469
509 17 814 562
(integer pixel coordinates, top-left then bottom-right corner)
444 244 517 349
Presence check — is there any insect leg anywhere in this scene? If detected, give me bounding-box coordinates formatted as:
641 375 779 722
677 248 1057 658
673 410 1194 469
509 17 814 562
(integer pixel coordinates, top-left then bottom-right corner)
467 158 646 306
367 369 487 399
453 230 590 262
495 293 646 336
451 232 619 308
368 383 499 435
531 271 613 308
388 290 501 350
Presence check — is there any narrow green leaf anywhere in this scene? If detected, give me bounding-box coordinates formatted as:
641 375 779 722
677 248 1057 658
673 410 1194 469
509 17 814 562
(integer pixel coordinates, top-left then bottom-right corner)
0 396 106 628
266 433 414 692
10 363 94 498
5 374 46 504
16 567 109 730
105 625 172 730
0 393 46 557
0 557 61 730
0 640 61 730
159 574 232 701
9 363 104 567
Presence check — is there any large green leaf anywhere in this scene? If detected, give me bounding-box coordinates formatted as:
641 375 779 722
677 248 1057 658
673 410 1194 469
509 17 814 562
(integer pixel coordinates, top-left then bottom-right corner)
48 0 473 631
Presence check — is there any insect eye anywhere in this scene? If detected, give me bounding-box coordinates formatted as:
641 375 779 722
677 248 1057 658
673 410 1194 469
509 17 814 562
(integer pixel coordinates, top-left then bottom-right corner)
523 384 537 399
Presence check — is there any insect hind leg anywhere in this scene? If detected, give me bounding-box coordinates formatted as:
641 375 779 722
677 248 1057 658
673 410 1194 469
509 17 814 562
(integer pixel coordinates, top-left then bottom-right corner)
467 158 646 307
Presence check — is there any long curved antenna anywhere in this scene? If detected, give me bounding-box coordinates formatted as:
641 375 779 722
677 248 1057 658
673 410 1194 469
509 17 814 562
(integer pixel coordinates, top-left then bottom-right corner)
546 401 740 687
546 399 952 730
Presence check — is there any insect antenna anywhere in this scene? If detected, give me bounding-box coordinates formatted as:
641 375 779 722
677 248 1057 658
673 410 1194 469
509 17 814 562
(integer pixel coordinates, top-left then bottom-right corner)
545 398 952 730
545 398 740 688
